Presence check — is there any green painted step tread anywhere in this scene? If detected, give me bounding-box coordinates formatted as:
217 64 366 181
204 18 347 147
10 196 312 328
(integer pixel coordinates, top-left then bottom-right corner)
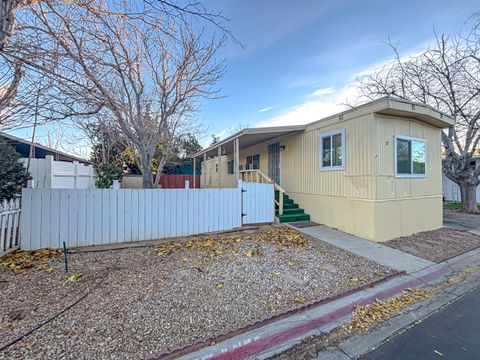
277 213 311 223
276 208 305 215
277 203 299 209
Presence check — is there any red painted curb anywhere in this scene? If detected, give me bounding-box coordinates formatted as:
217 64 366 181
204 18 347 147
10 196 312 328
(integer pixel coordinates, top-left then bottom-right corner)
208 250 480 360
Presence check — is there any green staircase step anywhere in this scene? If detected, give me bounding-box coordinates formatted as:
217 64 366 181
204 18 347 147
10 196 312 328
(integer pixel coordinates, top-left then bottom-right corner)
278 213 311 223
277 203 299 210
276 207 305 215
275 191 311 223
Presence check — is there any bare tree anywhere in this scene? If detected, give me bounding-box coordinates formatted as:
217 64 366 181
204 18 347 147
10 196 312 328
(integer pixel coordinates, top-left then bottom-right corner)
1 0 233 135
21 0 225 187
356 18 480 213
0 0 23 51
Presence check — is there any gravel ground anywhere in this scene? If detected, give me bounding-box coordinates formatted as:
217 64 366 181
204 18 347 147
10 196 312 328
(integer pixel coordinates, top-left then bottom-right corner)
0 226 395 360
385 228 480 263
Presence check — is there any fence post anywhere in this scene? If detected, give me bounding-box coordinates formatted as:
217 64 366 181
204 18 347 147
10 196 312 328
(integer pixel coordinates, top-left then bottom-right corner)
45 155 54 188
73 161 79 189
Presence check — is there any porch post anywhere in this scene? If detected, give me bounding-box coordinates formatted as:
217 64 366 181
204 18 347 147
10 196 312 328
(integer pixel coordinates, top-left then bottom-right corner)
217 146 222 188
193 157 196 188
235 138 240 180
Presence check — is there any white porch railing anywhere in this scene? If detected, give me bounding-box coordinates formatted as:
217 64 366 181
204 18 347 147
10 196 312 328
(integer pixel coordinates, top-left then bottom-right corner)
0 198 21 256
240 169 286 216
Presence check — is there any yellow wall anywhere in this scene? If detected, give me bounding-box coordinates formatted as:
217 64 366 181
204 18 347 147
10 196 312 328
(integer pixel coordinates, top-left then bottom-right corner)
201 156 237 188
201 112 444 241
282 114 376 199
282 113 443 241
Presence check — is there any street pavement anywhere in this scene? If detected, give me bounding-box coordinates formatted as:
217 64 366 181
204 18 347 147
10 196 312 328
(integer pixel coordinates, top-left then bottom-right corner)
361 285 480 360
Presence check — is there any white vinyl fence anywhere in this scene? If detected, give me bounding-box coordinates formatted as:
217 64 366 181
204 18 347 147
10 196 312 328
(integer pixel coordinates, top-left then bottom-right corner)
242 182 275 224
0 198 21 256
443 174 480 203
20 181 274 251
23 155 97 189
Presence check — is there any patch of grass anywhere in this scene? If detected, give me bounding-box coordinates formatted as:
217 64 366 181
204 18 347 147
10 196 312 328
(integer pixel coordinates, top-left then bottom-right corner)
443 202 480 210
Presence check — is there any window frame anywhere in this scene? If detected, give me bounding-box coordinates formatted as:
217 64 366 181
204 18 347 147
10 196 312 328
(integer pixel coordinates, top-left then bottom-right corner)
394 135 427 178
318 128 346 171
227 159 234 175
246 154 260 170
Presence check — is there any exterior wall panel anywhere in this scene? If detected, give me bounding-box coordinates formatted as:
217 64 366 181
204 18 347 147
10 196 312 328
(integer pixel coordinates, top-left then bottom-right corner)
281 114 376 200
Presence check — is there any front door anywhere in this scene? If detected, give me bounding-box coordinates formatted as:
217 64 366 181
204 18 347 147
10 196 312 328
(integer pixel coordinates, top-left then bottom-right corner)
268 142 281 185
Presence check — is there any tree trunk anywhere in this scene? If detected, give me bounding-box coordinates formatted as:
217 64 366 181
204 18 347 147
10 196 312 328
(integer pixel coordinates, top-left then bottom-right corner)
153 155 167 187
142 166 153 188
459 181 479 214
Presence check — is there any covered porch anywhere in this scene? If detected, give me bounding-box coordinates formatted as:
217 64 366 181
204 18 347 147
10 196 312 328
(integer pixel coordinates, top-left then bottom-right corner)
191 125 307 218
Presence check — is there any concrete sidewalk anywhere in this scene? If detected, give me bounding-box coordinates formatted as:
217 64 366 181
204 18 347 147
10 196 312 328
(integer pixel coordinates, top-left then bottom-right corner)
291 225 434 274
168 246 480 360
443 208 480 235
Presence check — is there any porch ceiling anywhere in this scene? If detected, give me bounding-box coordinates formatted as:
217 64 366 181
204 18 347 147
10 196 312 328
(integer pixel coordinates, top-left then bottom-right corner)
192 125 306 158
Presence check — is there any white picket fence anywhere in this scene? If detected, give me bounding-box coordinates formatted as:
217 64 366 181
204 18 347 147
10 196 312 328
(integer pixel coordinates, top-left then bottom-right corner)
0 198 21 256
20 181 274 251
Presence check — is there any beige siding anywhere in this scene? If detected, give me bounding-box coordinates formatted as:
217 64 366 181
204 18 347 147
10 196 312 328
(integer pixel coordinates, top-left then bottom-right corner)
238 143 269 175
374 115 442 200
201 111 444 241
201 156 237 188
281 113 376 200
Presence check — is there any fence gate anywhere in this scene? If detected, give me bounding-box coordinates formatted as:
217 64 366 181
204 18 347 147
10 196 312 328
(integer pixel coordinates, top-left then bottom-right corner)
241 181 275 225
0 198 21 256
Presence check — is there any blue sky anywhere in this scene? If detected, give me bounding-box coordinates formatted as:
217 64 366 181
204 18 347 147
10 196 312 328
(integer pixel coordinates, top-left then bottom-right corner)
199 0 479 142
10 0 479 154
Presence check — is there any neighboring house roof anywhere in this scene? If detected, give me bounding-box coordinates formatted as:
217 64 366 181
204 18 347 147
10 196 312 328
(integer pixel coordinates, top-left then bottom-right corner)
194 96 455 158
0 131 91 163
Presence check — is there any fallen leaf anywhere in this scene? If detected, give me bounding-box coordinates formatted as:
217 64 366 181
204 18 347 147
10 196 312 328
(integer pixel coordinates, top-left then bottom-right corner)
25 341 36 350
66 273 83 282
216 283 224 288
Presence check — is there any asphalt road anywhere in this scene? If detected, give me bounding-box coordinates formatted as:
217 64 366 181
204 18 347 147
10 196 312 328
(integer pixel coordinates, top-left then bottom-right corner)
361 285 480 360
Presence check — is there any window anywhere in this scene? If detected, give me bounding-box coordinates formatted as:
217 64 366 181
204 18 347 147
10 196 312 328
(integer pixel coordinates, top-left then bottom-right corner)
246 154 260 170
215 163 219 173
319 129 345 170
395 135 426 177
227 160 234 174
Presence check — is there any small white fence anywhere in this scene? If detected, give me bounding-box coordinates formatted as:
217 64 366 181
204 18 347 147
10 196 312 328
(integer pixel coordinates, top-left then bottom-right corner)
443 175 480 203
23 155 97 189
0 198 21 256
20 181 274 251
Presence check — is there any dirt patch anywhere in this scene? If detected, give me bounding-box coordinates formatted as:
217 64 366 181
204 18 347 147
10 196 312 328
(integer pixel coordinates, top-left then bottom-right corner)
385 228 480 263
0 226 395 360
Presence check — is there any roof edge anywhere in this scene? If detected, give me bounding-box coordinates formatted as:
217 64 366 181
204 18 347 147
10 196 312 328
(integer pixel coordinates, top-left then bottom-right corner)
192 124 306 157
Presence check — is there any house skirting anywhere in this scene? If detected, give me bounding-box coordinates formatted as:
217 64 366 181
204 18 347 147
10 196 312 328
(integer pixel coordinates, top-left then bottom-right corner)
287 192 442 242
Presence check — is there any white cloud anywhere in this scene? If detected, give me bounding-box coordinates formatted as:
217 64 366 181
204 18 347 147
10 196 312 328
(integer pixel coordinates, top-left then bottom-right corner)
259 105 277 113
310 87 335 97
256 84 359 127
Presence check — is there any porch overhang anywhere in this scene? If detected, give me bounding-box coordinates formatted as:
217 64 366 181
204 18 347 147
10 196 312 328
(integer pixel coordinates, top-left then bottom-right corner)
192 125 306 158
